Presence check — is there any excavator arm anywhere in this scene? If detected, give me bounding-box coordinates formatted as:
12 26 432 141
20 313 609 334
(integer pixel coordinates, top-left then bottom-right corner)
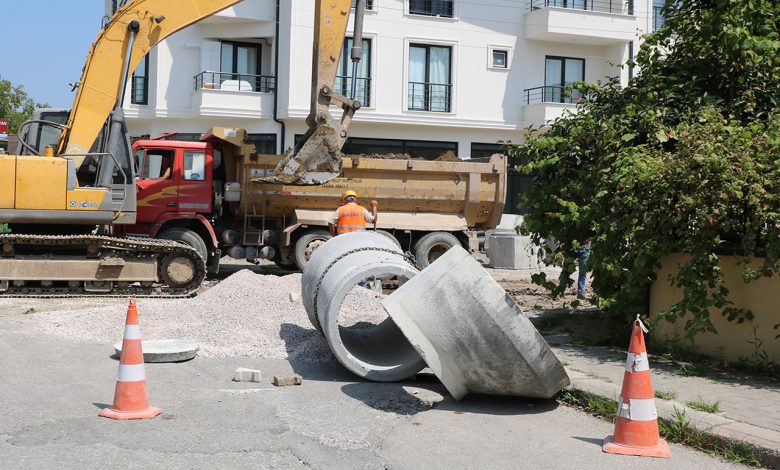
267 0 365 185
58 0 242 160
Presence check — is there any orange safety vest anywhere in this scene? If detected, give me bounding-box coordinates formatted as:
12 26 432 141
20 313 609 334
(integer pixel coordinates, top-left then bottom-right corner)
336 203 368 234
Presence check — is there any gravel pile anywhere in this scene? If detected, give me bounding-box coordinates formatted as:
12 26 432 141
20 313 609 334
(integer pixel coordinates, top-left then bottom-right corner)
22 270 389 363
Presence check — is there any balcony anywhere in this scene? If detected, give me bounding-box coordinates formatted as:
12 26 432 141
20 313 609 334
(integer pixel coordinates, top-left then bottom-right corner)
191 71 275 118
525 0 637 45
408 82 452 113
522 86 579 126
334 76 372 107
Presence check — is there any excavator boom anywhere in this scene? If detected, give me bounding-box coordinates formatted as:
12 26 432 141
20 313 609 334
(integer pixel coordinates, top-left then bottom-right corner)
267 0 364 185
60 0 242 158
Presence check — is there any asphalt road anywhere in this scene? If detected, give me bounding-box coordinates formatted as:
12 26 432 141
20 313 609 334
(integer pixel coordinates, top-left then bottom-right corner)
0 314 745 470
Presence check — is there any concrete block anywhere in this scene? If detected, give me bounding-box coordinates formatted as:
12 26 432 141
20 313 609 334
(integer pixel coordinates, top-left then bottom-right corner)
233 368 262 383
382 246 570 400
486 232 543 270
273 374 303 387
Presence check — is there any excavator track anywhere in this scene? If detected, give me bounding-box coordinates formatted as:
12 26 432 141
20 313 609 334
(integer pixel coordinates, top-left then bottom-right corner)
0 234 206 298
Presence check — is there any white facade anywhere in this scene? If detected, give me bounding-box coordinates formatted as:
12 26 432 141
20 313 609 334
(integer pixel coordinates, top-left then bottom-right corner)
106 0 655 158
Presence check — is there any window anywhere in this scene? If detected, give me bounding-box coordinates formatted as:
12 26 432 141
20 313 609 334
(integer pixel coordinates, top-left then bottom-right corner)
653 0 665 30
336 38 372 106
184 151 206 181
409 0 453 17
351 0 374 10
141 149 175 180
249 134 277 155
131 55 149 105
544 56 584 103
408 44 452 113
220 41 262 92
491 49 508 69
471 142 505 159
343 137 457 160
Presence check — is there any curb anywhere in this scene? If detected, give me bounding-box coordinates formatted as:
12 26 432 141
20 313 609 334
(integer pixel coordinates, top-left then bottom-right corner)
567 369 780 468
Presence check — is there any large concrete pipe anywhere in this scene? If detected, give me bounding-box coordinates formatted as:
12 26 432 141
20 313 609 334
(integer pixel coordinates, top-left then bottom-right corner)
301 231 423 382
382 246 571 400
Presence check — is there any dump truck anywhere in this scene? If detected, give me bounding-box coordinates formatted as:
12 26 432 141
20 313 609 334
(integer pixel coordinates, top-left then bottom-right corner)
120 128 507 272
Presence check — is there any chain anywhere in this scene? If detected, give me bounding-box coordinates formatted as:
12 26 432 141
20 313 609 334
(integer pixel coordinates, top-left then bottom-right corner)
310 246 419 331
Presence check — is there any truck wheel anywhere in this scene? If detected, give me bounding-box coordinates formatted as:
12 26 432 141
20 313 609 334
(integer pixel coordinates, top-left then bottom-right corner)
158 227 208 262
413 232 461 269
294 229 332 270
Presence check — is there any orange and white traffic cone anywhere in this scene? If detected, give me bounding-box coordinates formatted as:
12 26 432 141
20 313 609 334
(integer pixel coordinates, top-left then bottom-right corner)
603 315 671 458
99 299 162 420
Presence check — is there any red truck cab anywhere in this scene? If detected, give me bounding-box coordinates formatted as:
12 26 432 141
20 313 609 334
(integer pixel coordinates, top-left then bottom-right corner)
118 139 221 272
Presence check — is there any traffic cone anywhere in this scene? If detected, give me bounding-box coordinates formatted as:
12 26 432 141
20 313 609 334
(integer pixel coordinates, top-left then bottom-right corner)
99 299 162 420
603 315 670 458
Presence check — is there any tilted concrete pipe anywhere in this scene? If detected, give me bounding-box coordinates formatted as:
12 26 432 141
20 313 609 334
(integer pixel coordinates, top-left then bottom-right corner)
381 246 571 400
301 231 424 382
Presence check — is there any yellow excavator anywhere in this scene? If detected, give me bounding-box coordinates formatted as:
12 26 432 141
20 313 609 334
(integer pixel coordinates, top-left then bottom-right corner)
0 0 364 296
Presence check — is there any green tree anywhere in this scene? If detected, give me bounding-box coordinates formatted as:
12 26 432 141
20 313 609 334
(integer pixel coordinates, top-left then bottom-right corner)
508 0 780 339
0 76 43 134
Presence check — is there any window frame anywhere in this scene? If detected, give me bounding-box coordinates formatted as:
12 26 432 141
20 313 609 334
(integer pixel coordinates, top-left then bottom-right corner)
337 37 373 107
544 55 585 104
407 43 453 113
408 0 455 18
220 40 262 77
131 54 150 105
488 46 511 70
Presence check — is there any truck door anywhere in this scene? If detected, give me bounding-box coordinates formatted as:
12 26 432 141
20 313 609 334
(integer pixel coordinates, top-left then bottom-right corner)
135 147 179 225
178 148 212 214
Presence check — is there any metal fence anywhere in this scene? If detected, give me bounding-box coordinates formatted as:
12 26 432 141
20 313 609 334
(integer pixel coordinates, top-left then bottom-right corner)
524 86 583 105
529 0 634 15
194 71 276 93
334 76 372 107
408 82 452 113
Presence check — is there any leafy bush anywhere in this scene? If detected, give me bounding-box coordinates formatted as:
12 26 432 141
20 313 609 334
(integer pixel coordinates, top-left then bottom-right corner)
507 0 780 339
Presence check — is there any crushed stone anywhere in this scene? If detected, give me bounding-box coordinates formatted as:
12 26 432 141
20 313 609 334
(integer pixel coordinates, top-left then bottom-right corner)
20 270 389 363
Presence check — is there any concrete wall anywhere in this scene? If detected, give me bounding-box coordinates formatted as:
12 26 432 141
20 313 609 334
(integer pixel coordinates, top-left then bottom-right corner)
649 254 780 364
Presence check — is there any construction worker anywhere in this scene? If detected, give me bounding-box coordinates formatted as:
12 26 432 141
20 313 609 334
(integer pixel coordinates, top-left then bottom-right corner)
328 190 378 236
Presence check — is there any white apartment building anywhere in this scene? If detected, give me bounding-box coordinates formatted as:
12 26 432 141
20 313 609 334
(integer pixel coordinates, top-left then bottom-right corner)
106 0 659 206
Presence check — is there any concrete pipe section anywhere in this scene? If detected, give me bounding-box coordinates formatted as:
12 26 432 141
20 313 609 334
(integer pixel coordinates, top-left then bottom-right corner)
301 231 424 382
381 246 571 400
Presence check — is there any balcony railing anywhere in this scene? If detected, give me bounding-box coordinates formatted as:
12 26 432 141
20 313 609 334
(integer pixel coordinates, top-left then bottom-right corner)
409 0 454 17
131 76 148 105
653 6 665 30
529 0 634 15
408 82 452 113
334 76 372 107
194 71 276 93
524 86 583 105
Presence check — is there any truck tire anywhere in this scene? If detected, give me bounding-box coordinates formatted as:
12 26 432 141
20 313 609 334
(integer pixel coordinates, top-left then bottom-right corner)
414 232 461 269
158 227 208 262
294 229 332 270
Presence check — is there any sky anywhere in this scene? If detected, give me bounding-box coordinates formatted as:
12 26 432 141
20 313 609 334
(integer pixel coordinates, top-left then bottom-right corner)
0 1 105 108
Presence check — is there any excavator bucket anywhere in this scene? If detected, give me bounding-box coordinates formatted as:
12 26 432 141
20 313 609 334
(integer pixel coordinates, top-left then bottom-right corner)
268 124 343 185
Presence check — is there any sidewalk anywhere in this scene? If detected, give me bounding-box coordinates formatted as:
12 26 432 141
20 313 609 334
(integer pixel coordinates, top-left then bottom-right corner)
553 342 780 467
